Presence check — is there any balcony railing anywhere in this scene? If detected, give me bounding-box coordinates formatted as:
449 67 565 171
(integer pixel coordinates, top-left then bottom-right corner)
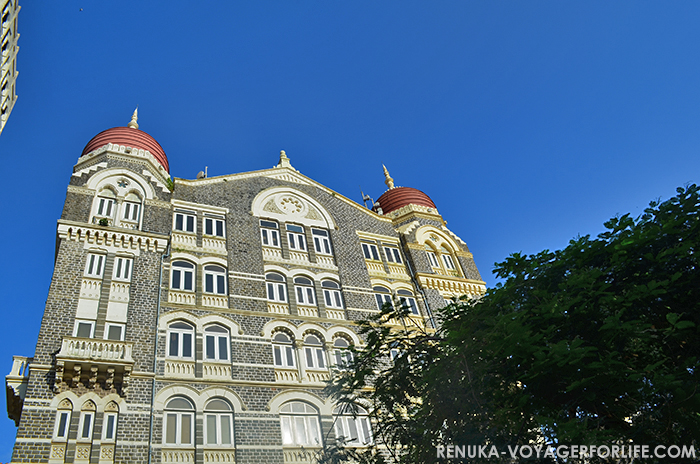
58 337 134 364
6 355 33 425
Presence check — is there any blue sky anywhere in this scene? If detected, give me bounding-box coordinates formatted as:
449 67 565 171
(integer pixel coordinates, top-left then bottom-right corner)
2 1 700 458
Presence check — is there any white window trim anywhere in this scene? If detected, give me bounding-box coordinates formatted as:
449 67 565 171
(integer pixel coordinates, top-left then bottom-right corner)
171 262 195 292
334 413 373 446
85 254 105 278
164 411 195 446
295 284 316 306
104 323 125 341
204 216 226 238
173 211 197 234
323 288 343 309
53 410 71 441
167 324 195 359
74 320 95 339
361 243 380 261
287 231 307 251
383 246 402 264
312 229 333 255
204 328 230 362
112 256 133 281
102 412 118 441
204 265 227 295
304 345 326 369
204 412 234 446
78 411 95 441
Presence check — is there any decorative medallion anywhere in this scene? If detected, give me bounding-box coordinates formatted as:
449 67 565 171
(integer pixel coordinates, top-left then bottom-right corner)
117 179 129 188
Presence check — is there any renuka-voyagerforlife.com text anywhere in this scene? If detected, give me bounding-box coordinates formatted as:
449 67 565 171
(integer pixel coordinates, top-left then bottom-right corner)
436 444 696 460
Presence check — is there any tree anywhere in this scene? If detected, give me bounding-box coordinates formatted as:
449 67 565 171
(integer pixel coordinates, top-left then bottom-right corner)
323 185 700 463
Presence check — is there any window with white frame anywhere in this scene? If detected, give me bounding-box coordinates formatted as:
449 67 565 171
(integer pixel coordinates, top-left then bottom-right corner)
174 210 196 233
260 220 280 247
373 286 393 311
333 337 353 369
322 280 343 309
272 332 295 368
164 397 195 446
74 320 95 338
361 242 380 261
383 246 402 264
205 325 229 361
204 215 225 237
304 335 326 369
95 190 116 218
286 224 306 251
397 289 419 315
105 323 125 341
168 322 194 359
279 402 322 446
121 193 141 223
333 404 372 446
171 261 195 291
79 407 95 440
294 276 316 306
102 411 118 441
53 405 72 440
113 256 132 281
266 273 287 303
312 229 332 255
204 265 227 295
426 248 440 268
204 399 234 446
440 246 456 270
85 253 105 278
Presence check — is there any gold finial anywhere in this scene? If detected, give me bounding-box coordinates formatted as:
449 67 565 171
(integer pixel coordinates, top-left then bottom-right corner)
127 107 139 129
383 164 395 189
278 150 291 168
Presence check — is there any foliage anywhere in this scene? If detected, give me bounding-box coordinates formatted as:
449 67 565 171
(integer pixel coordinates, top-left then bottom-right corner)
322 185 700 463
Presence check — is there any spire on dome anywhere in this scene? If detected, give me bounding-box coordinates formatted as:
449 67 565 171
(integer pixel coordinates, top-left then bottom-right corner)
278 150 291 168
127 107 139 129
383 164 395 189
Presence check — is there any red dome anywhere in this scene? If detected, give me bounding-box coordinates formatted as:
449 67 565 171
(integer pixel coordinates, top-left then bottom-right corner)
82 127 169 173
376 187 437 215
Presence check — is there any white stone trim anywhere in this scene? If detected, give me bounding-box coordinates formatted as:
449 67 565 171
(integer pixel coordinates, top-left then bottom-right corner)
171 199 229 215
252 186 337 229
267 389 330 415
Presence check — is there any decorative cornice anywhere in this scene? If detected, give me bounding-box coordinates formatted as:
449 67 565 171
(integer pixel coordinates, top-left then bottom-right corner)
76 143 171 185
386 203 442 221
57 220 169 253
66 185 94 196
416 272 486 296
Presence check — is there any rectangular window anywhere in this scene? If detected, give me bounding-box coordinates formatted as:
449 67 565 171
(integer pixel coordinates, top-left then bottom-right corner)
312 229 332 255
375 294 392 311
399 297 419 315
122 202 140 222
273 345 295 367
442 254 456 270
75 320 94 338
103 413 117 441
286 224 306 251
97 198 114 217
174 211 196 233
305 347 326 369
384 246 402 264
113 257 132 281
361 243 380 261
80 412 94 439
85 254 105 277
105 323 125 341
427 251 440 268
204 216 225 237
55 411 70 439
260 220 280 247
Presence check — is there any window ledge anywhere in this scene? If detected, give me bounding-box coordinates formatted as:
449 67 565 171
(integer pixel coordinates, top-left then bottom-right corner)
168 290 195 305
202 294 228 309
164 359 195 378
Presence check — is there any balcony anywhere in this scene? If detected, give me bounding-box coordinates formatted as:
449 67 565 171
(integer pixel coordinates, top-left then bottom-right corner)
168 290 196 305
325 309 345 320
6 355 32 425
164 359 196 378
202 236 227 255
202 294 228 309
305 369 330 384
55 337 134 395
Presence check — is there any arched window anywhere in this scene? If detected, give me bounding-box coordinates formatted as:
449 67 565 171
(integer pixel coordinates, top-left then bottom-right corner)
294 276 316 306
373 286 393 311
266 273 287 302
78 400 96 441
168 322 194 359
121 192 142 224
164 397 195 446
279 401 322 446
103 402 119 442
304 334 326 369
53 399 72 441
440 245 456 271
204 325 229 361
171 261 195 291
396 289 419 315
322 280 343 309
333 404 372 446
204 399 234 446
94 188 116 219
204 265 227 295
333 337 353 368
272 332 295 368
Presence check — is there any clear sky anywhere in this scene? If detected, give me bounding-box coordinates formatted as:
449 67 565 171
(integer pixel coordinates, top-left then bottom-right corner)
2 1 700 458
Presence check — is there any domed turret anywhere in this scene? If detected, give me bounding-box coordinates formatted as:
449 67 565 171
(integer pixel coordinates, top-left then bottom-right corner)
375 165 437 215
81 109 169 173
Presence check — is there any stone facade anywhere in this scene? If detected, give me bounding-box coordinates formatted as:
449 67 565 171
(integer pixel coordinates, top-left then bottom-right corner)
6 123 485 464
